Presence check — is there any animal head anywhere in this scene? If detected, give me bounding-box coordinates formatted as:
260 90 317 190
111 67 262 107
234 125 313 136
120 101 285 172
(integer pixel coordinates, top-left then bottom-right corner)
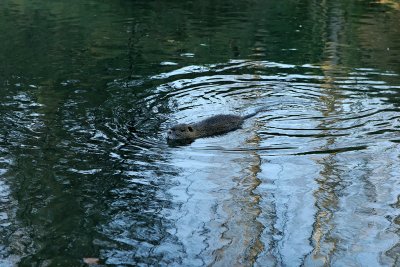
167 123 196 140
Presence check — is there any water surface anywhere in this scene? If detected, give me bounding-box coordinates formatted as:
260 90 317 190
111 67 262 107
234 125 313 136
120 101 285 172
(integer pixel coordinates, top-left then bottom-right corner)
0 0 400 266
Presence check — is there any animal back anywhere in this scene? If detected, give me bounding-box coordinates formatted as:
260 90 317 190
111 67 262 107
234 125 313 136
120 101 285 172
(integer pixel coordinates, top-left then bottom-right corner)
194 114 244 137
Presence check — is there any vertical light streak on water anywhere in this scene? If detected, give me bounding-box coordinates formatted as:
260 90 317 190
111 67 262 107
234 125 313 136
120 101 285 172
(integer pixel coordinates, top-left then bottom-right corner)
162 128 265 266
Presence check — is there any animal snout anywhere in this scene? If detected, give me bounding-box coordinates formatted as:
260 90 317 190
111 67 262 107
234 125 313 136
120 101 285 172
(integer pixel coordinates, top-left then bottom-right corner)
167 129 174 139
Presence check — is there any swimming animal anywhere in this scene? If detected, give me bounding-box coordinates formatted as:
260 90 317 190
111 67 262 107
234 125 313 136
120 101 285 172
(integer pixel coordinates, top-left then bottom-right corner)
166 109 265 141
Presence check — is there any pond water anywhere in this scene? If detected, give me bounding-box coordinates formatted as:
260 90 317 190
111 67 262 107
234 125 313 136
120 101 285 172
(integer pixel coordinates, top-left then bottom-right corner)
0 0 400 266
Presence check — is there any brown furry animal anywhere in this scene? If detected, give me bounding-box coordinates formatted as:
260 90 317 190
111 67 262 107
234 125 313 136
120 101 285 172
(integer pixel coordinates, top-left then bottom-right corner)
167 109 265 141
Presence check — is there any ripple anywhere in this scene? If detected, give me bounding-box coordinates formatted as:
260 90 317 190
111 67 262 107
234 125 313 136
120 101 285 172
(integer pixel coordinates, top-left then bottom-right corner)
113 61 399 264
2 0 400 265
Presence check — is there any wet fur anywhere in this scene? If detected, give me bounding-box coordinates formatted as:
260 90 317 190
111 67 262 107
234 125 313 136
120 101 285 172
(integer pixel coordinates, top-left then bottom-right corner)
167 111 261 141
192 115 244 137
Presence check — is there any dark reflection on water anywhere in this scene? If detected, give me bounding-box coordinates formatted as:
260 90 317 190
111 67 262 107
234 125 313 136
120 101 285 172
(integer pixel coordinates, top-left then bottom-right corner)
0 0 400 266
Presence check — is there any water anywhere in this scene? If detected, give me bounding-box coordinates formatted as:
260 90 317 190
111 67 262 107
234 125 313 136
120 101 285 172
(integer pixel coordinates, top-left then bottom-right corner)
0 0 400 266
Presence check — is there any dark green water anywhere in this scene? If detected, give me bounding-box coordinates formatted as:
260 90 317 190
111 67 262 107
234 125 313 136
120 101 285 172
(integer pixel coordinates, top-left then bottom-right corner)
0 0 400 266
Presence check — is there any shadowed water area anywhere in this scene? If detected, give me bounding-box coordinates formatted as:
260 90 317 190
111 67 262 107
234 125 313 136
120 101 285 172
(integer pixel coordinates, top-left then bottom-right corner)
0 0 400 266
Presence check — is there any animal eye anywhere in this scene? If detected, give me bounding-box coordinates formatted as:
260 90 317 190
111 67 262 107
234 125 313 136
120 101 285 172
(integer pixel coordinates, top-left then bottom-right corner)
188 126 193 132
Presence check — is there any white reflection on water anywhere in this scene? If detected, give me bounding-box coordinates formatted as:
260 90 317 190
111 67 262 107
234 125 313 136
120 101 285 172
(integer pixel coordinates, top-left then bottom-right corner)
164 130 265 266
149 61 400 266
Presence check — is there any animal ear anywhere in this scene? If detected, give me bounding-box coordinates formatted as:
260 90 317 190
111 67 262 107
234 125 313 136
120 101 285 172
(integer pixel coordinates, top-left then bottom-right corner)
188 126 193 132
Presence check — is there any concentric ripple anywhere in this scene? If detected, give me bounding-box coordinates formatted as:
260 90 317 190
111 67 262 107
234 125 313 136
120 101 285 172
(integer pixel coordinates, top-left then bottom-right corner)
1 0 400 265
101 60 400 266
